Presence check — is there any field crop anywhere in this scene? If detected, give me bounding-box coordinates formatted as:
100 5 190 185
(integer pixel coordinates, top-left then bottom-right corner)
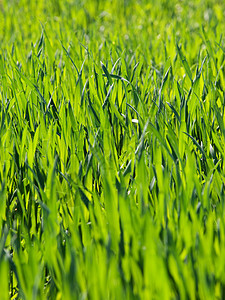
1 0 225 299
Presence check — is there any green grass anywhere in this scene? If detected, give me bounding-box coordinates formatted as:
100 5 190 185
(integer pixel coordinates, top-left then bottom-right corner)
1 0 225 299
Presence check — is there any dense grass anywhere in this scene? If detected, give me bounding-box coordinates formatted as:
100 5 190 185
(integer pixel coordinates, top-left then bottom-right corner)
1 0 225 299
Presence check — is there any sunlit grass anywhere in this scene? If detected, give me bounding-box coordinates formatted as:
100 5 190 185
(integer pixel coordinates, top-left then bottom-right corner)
1 0 225 299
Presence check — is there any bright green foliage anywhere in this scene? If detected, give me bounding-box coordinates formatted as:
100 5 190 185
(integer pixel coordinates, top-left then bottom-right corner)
1 0 225 299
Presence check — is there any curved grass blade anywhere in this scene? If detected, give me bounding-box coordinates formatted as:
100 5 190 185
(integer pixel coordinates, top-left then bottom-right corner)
183 132 206 159
100 61 113 85
176 44 192 83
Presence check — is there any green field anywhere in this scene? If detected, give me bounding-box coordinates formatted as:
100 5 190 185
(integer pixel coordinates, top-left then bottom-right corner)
1 0 225 299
